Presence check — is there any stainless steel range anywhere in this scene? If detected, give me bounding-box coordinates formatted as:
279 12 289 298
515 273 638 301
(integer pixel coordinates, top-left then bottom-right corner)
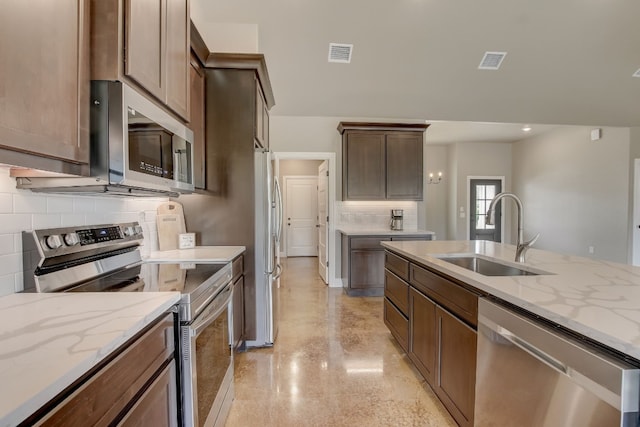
22 222 235 427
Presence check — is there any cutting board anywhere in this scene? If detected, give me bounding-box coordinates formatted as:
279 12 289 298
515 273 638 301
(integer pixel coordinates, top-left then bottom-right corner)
156 201 186 250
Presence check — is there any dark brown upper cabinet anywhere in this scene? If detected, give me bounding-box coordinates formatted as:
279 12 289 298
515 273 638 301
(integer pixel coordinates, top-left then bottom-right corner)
0 0 90 175
338 122 429 201
91 0 190 121
189 24 207 189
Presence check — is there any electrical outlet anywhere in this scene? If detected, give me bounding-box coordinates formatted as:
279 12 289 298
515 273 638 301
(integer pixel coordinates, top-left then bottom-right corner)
588 246 595 254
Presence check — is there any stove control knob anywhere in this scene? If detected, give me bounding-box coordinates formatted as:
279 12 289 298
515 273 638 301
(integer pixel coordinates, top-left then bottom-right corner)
45 235 62 249
123 226 135 237
63 233 80 246
134 225 143 235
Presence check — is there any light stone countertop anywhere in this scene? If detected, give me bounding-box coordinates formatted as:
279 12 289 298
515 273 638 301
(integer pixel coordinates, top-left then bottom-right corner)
0 292 180 427
381 239 640 360
146 246 246 263
337 228 435 237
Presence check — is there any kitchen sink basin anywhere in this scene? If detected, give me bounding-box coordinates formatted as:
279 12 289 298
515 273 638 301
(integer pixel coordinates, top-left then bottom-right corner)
436 256 544 276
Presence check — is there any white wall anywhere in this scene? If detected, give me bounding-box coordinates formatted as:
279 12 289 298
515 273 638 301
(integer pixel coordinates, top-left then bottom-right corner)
448 142 513 242
512 127 631 262
0 166 169 296
423 145 448 240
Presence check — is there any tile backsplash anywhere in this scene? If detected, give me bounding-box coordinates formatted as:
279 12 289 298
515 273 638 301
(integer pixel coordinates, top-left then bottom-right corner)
0 166 169 296
337 200 418 229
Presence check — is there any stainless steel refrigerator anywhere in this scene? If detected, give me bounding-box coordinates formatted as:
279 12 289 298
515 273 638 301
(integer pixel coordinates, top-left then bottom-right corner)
250 150 283 346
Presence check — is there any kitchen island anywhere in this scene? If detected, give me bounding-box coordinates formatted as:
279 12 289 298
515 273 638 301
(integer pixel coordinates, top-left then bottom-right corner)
382 240 640 427
382 239 640 359
0 292 180 427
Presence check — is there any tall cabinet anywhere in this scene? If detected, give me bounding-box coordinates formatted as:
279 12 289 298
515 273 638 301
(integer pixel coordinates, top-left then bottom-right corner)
180 53 275 344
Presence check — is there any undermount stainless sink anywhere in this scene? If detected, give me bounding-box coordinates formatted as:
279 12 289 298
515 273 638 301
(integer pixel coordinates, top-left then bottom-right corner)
437 256 544 276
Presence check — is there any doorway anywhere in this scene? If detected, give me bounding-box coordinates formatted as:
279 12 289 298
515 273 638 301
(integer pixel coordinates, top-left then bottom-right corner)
273 152 337 287
284 176 318 257
469 178 503 242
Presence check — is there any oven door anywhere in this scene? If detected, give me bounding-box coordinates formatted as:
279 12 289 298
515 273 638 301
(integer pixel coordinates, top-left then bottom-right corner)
182 282 234 427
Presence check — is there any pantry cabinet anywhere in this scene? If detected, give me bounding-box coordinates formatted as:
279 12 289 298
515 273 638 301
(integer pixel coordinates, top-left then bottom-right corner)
91 0 190 121
0 0 90 175
338 123 429 201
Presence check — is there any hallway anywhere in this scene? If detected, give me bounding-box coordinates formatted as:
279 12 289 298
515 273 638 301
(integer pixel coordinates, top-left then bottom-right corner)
225 257 456 426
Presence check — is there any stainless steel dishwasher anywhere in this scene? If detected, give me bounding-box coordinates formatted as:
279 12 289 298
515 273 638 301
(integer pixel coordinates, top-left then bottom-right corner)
476 298 640 427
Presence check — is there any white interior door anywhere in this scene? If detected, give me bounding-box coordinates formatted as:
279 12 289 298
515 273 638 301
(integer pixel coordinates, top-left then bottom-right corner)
317 161 329 283
285 176 318 257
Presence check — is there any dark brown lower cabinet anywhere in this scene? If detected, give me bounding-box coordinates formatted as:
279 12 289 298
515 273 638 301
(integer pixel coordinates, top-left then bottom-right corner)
436 306 477 427
24 312 178 427
384 250 478 427
408 287 437 385
231 254 245 350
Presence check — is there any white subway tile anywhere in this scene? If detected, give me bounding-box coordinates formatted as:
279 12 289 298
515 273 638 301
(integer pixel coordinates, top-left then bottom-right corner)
0 274 14 297
85 212 105 225
95 198 127 213
0 253 21 275
0 214 31 234
32 214 62 229
61 214 88 227
47 196 74 213
14 272 24 293
0 234 14 255
0 194 12 213
13 194 47 213
73 198 95 213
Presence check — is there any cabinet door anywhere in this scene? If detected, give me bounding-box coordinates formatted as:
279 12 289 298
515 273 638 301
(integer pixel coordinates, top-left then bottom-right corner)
117 361 178 427
189 54 205 189
125 0 164 100
386 132 423 200
436 306 476 427
343 132 386 200
233 275 245 349
409 288 437 385
0 0 89 167
350 250 385 289
165 0 189 119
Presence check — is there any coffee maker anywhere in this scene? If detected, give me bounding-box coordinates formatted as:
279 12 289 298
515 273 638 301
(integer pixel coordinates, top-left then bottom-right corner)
390 209 404 230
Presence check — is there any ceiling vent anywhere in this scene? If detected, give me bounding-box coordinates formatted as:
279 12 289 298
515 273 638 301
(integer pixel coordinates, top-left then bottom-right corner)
328 43 353 63
478 51 507 70
633 68 640 78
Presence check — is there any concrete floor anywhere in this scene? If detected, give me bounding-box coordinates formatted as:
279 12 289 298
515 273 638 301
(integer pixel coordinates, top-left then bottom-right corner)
225 257 456 427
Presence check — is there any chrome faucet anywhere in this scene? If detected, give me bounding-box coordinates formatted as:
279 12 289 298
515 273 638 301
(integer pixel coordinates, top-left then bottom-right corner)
486 192 539 263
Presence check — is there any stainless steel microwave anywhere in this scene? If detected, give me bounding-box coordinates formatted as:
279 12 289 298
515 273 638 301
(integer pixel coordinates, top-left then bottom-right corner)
16 81 194 197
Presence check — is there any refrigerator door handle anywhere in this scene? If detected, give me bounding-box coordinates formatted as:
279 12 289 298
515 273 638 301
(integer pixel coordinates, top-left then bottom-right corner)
273 263 283 280
274 177 284 244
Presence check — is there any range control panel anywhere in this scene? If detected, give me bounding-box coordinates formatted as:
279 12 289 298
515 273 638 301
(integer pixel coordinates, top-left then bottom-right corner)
77 226 124 245
28 222 144 254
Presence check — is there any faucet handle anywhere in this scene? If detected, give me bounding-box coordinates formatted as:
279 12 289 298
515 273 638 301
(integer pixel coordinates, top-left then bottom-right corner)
524 233 540 248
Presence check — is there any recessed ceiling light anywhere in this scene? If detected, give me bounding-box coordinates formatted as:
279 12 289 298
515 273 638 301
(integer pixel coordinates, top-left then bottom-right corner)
478 52 507 70
328 43 353 63
522 125 532 132
633 68 640 78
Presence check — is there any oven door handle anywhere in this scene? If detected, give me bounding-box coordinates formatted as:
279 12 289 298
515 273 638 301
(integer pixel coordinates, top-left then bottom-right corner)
191 282 233 336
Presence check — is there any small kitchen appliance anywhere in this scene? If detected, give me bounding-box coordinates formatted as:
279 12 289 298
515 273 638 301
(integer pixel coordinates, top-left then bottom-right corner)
390 209 404 230
22 222 234 427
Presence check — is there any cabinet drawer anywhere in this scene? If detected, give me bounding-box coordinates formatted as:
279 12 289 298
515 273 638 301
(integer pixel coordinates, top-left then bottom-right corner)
232 255 244 282
410 264 478 327
384 270 409 315
350 237 389 249
34 314 175 427
385 251 410 281
384 298 408 352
